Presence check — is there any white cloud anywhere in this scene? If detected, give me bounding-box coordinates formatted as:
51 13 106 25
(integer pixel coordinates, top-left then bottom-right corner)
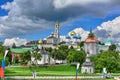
69 27 89 41
3 37 28 47
94 16 120 43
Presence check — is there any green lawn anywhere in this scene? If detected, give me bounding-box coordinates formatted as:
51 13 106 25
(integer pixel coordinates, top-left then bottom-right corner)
5 65 77 76
4 65 120 76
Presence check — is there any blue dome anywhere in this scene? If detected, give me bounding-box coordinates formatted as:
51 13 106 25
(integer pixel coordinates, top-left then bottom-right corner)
77 35 81 39
73 35 81 39
66 36 71 39
73 35 78 39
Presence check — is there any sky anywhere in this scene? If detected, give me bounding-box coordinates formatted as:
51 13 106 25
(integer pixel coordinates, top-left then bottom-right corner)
1 0 120 45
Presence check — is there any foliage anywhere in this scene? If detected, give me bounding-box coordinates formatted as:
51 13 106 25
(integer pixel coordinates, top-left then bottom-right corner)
50 45 69 60
59 41 66 45
0 42 5 66
13 56 19 64
108 44 116 51
12 43 17 48
91 50 120 73
20 51 31 64
31 52 42 65
6 48 12 64
79 41 84 48
67 49 86 64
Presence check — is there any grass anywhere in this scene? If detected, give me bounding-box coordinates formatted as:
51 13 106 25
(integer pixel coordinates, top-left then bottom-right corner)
4 64 120 77
5 65 77 76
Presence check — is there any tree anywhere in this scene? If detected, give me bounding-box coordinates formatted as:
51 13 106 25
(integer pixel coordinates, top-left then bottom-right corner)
6 48 12 64
91 50 120 73
0 42 5 66
50 45 69 60
13 56 19 64
12 43 17 48
31 52 42 65
67 49 86 64
20 51 31 64
79 41 84 48
108 44 116 51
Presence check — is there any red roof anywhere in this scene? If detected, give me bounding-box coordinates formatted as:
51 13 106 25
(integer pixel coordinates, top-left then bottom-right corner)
85 37 97 43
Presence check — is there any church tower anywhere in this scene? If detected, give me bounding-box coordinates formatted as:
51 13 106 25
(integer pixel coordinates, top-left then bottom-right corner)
84 28 98 55
54 21 60 46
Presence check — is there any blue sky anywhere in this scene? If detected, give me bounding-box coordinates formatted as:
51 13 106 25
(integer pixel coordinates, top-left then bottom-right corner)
0 0 120 42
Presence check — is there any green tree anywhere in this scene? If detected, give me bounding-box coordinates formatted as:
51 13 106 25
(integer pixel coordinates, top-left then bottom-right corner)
108 44 116 51
67 50 86 64
13 56 19 64
6 48 12 65
0 42 5 66
91 50 120 73
79 41 84 48
20 51 31 64
50 45 69 60
31 52 42 65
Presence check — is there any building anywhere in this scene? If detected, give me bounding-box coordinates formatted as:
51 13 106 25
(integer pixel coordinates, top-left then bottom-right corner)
81 52 94 73
31 40 55 65
84 29 98 55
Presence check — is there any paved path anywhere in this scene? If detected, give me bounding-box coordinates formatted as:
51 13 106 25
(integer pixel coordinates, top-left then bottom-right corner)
5 76 101 79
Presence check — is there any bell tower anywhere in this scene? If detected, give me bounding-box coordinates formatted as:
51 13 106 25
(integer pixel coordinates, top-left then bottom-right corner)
54 21 60 46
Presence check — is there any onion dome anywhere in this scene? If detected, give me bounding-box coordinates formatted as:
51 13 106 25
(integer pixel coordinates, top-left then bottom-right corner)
77 35 81 39
38 40 43 44
73 35 78 39
106 38 112 43
70 31 76 36
105 34 112 46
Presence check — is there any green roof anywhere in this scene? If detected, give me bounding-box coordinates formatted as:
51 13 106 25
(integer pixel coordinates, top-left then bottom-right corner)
11 48 33 54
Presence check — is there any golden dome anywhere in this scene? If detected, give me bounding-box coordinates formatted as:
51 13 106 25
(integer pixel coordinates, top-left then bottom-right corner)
38 40 43 44
70 31 76 36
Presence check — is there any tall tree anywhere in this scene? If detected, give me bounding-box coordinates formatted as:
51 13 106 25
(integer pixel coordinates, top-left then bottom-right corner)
91 50 120 73
67 50 86 64
20 51 31 64
31 52 42 65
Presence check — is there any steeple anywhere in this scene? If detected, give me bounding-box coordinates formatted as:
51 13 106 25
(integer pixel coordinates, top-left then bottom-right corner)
88 27 94 37
54 21 60 46
89 27 93 34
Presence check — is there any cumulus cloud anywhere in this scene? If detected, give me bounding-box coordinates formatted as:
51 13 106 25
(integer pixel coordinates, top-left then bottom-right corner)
94 16 120 43
0 0 120 38
3 37 28 47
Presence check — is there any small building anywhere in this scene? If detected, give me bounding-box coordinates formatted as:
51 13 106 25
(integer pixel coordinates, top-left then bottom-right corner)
11 48 32 62
81 52 94 73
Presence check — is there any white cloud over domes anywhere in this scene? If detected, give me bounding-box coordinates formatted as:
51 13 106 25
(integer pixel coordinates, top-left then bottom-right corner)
70 16 120 43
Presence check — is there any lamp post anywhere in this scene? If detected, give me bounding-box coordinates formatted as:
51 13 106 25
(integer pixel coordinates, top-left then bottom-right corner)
0 50 9 78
